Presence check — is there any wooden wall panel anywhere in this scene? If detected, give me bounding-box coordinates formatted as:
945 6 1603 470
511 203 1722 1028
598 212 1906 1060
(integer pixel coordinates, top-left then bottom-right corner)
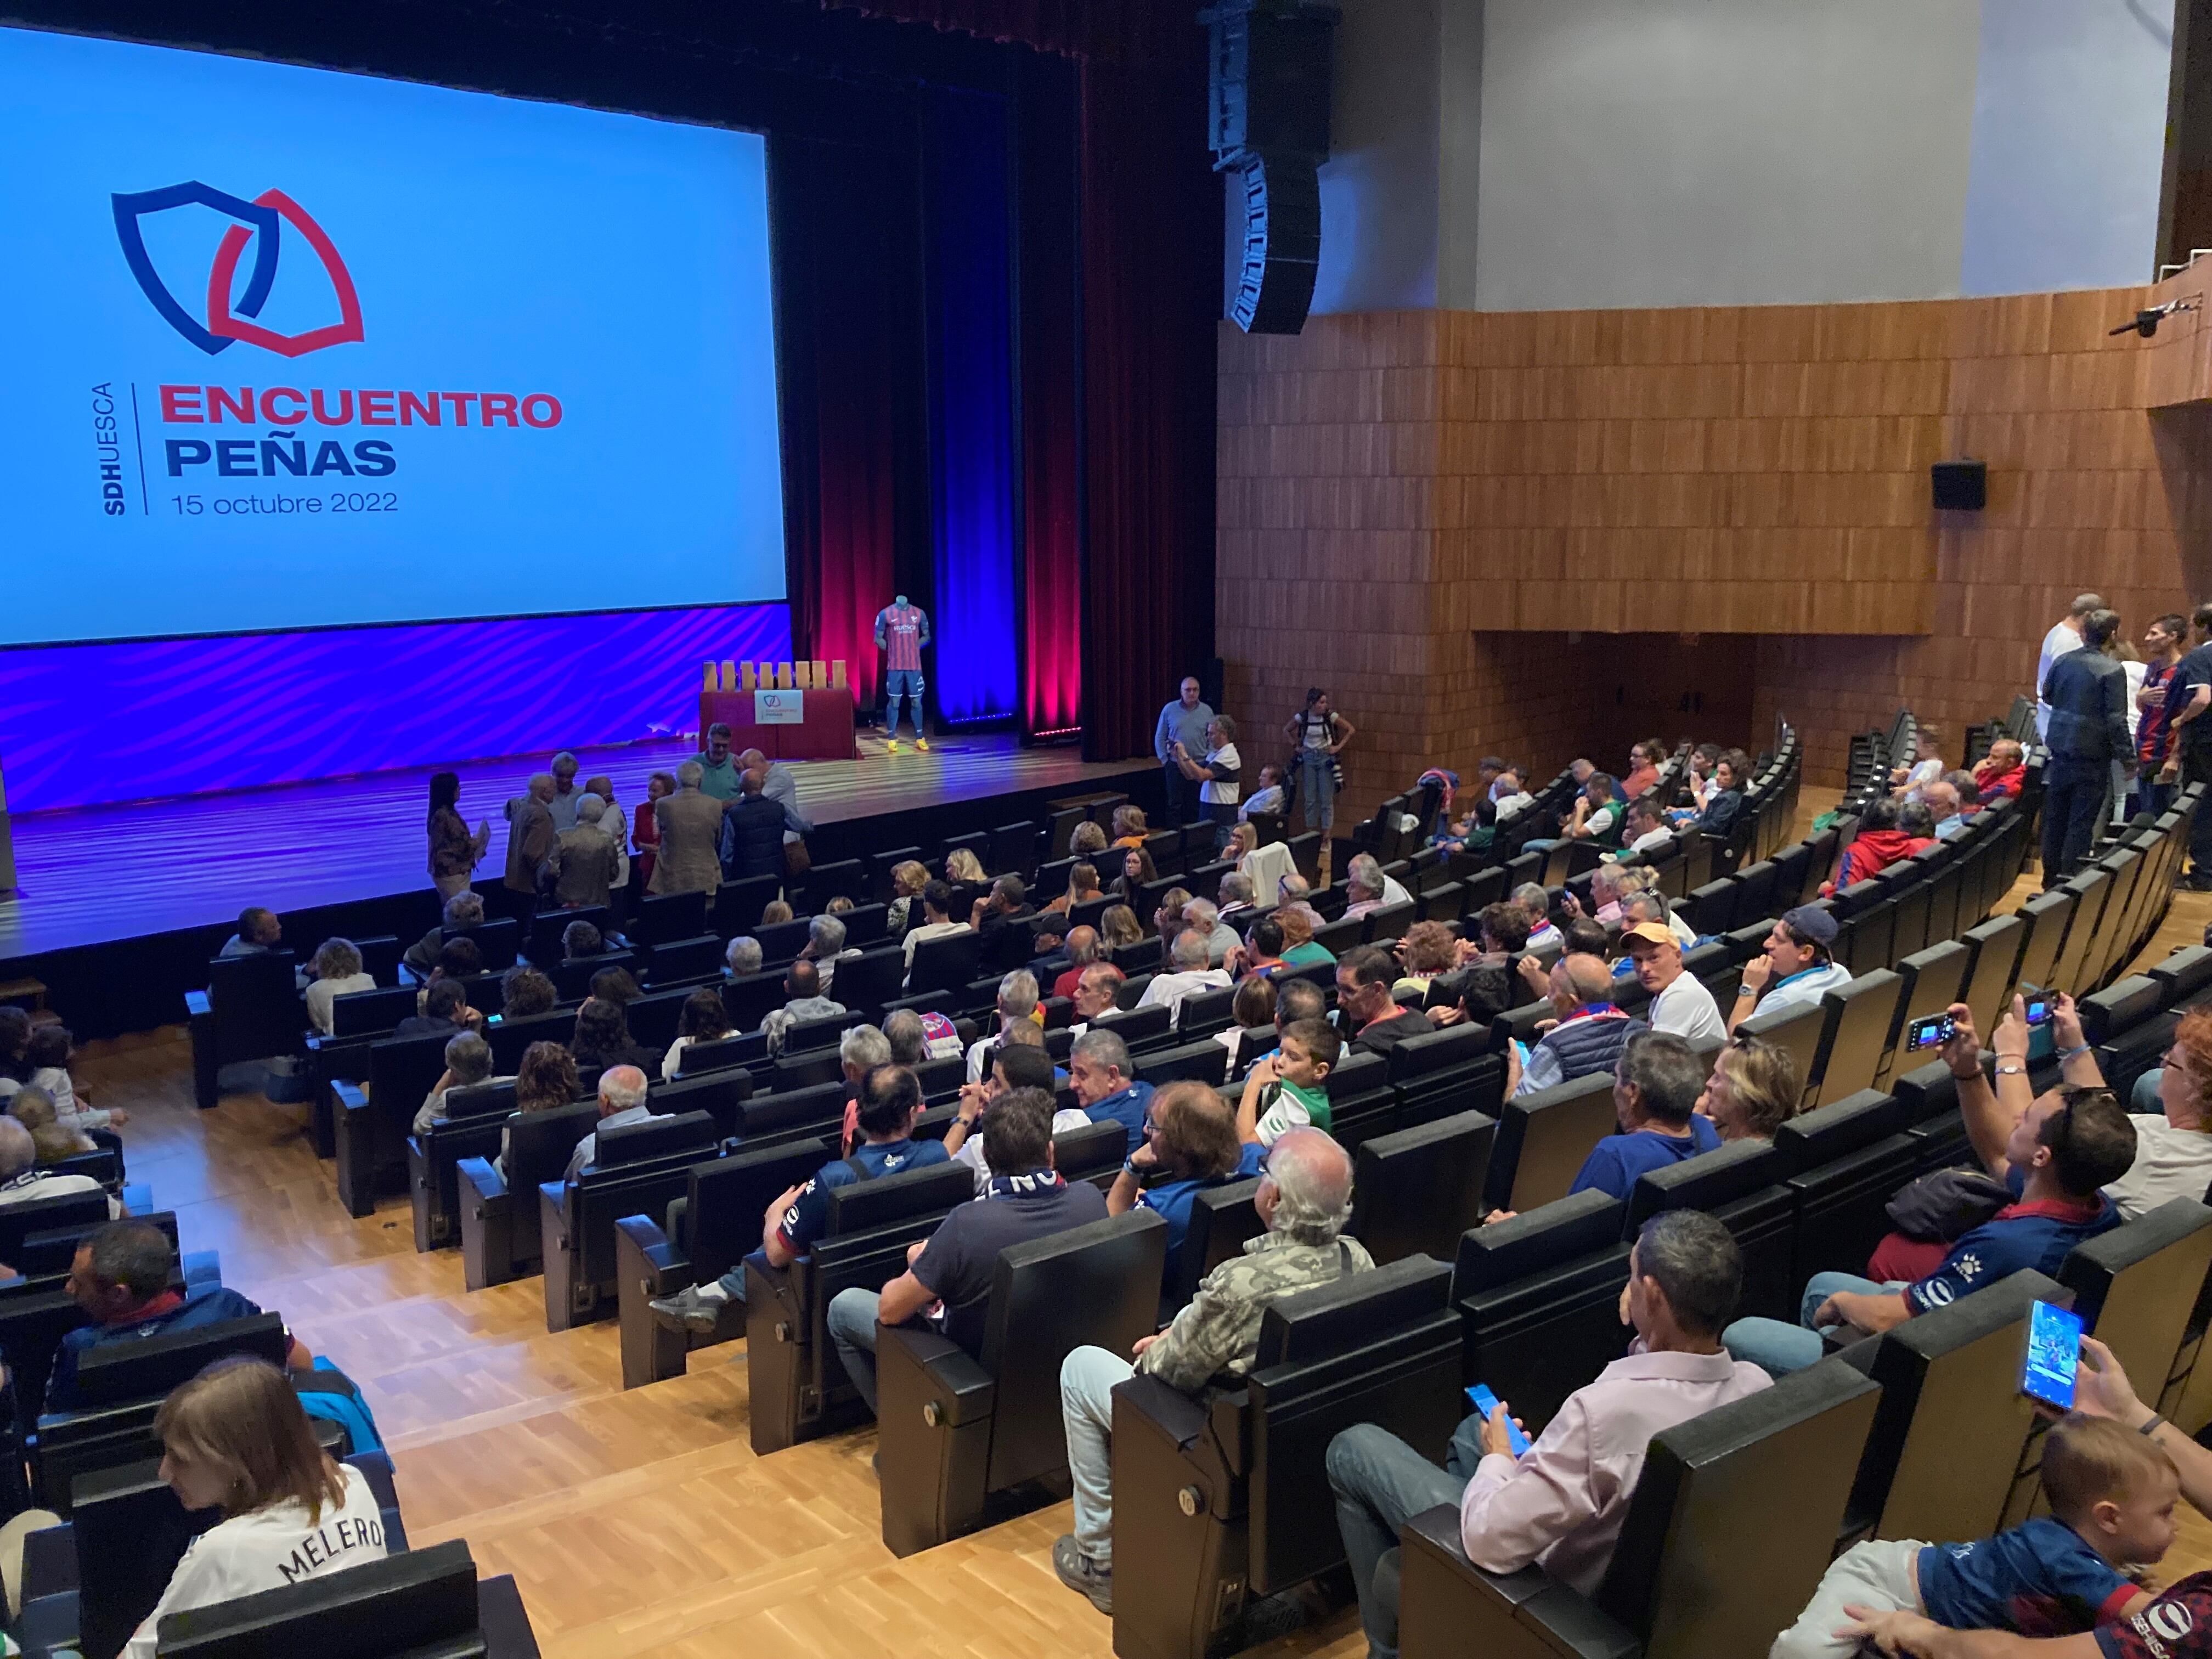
1218 267 2212 806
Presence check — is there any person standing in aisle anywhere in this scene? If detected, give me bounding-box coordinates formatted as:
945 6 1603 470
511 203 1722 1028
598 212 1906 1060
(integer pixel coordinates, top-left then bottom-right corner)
1154 676 1215 827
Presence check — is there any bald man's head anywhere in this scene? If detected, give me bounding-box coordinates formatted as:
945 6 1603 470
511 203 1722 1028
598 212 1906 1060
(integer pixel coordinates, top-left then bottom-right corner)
1553 952 1616 1010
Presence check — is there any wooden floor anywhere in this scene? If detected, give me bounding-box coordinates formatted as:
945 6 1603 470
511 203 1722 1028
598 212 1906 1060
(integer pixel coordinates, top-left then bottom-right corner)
0 735 1142 961
59 798 2212 1654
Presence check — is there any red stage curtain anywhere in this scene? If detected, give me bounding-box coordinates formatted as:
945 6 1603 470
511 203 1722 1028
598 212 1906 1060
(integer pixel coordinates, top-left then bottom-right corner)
1075 57 1221 760
821 0 1198 65
773 135 932 714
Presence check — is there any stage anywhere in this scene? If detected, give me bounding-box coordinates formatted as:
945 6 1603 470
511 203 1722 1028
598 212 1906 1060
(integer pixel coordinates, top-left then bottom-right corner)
0 733 1151 967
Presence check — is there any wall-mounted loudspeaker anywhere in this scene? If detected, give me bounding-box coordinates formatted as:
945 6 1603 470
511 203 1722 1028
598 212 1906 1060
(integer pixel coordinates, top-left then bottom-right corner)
1931 460 1987 511
1204 0 1342 336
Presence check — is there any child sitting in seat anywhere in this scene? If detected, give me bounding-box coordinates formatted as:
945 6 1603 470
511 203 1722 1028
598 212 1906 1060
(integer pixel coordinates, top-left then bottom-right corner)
9 1085 97 1164
1771 1408 2174 1655
24 1024 125 1135
1235 1018 1339 1147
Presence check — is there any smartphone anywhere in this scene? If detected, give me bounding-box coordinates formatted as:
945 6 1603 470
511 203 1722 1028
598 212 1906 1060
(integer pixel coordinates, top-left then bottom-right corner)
484 1013 503 1026
1905 1012 1955 1053
1467 1384 1531 1457
2025 997 2053 1029
2020 1300 2085 1410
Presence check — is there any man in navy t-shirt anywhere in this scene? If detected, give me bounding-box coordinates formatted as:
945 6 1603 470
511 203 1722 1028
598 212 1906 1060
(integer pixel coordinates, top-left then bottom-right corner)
1724 1002 2134 1376
49 1221 311 1412
827 1088 1106 1418
1564 1030 1718 1201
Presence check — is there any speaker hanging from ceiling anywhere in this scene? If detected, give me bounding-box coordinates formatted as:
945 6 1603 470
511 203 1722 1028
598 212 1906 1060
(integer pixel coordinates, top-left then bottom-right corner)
1202 0 1342 336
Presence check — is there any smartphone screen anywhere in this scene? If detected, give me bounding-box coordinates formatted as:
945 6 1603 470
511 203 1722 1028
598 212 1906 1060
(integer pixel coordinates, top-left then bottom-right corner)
2021 1300 2084 1410
1906 1013 1955 1052
1468 1384 1531 1457
2027 998 2052 1028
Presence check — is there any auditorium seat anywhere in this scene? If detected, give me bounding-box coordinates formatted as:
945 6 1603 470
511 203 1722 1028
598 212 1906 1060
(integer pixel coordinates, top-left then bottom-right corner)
1396 1357 1881 1659
1808 970 1904 1107
1162 1179 1265 1313
1135 1041 1229 1089
528 906 609 967
552 950 637 1002
751 916 814 966
877 1208 1167 1556
407 1080 518 1251
1451 1190 1632 1426
1386 1024 1501 1135
1347 1113 1496 1266
483 1004 575 1073
457 1101 599 1290
643 933 723 986
540 1110 723 1331
2059 1199 2212 1426
185 950 303 1110
1485 1072 1615 1215
1842 1268 2059 1547
2010 887 2076 1002
797 858 868 911
1775 1090 1915 1302
648 1067 753 1139
712 874 780 937
1113 1257 1463 1659
1958 911 2027 1034
746 1160 976 1454
1880 941 1971 1085
329 984 416 1039
1175 984 1239 1040
1734 999 1825 1112
1627 1138 1795 1319
870 846 926 904
634 889 709 946
909 929 984 997
333 1029 454 1217
616 1138 828 1387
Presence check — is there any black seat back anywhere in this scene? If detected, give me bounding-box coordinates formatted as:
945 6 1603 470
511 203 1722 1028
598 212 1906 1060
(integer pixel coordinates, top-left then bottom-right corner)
70 1312 290 1408
978 1210 1168 1490
1626 1139 1784 1232
446 917 520 972
1594 1358 1883 1652
0 1189 113 1260
365 1029 455 1177
733 1080 849 1148
153 1537 481 1659
484 1006 576 1073
1453 1191 1633 1430
503 1101 602 1193
330 985 417 1038
1052 1118 1129 1188
910 930 984 996
1244 1256 1462 1594
644 934 724 988
635 889 709 946
1166 1178 1266 1311
2059 1199 2212 1396
1348 1112 1496 1266
1493 1071 1617 1213
203 951 302 1065
682 1141 831 1282
650 1066 753 1138
1135 1041 1229 1088
592 1110 719 1169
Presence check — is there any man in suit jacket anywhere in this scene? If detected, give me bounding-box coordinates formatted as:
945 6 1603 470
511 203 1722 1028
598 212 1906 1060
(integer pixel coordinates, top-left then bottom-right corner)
503 774 557 909
2041 607 2134 887
651 761 726 898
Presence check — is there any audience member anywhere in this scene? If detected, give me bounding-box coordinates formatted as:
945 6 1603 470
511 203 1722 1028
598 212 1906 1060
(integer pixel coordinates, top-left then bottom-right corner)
886 860 931 933
426 770 492 902
2136 611 2186 817
1111 845 1160 907
696 722 742 799
945 846 989 887
1215 871 1259 929
1337 947 1433 1056
969 875 1035 951
832 1086 1105 1414
1699 1034 1802 1143
965 970 1043 1081
1679 747 1750 838
300 939 375 1036
634 771 672 888
1098 903 1145 954
662 988 734 1081
1473 901 1531 959
124 1356 390 1657
1328 1212 1768 1656
1726 906 1850 1033
12 1087 94 1164
1973 737 2029 805
404 891 483 979
1562 772 1619 842
1069 820 1110 861
1184 898 1240 966
395 978 474 1040
2036 592 2106 741
1230 821 1299 913
50 1220 311 1411
1218 975 1278 1063
1612 796 1672 858
220 906 284 957
561 919 605 962
0 1118 111 1215
759 960 847 1055
1137 932 1233 1025
831 1024 896 1155
724 936 764 980
1237 1018 1340 1144
503 774 558 905
1054 1128 1368 1612
15 1023 108 1133
1240 763 1286 821
941 1035 1058 1189
1514 883 1561 950
723 768 788 882
736 746 813 850
1892 724 1948 791
1279 904 1336 968
1068 962 1125 1032
1512 954 1644 1097
1391 922 1458 1001
411 1031 500 1135
546 751 583 830
2109 1009 2212 1219
550 793 620 909
1620 740 1664 801
1052 928 1102 1001
1229 915 1289 979
1774 1407 2171 1657
1156 676 1216 827
1062 1028 1154 1141
1170 714 1243 844
1622 921 1725 1042
1109 1080 1262 1305
901 880 971 984
1922 778 1968 839
2041 607 2134 885
569 996 656 1077
495 1041 580 1179
589 966 642 1006
649 761 725 897
561 1065 652 1180
1344 854 1413 921
1723 1001 2131 1375
1559 1030 1719 1200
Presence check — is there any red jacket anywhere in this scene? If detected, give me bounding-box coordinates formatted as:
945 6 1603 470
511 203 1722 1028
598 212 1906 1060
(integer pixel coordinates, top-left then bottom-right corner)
1973 760 2025 804
1827 830 1935 893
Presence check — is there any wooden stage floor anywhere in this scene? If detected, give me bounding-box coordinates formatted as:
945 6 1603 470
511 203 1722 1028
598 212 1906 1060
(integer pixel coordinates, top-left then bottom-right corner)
0 734 1144 962
54 792 2212 1658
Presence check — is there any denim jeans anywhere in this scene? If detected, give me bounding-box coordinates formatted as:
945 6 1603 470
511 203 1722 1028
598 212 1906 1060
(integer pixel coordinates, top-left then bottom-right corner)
1722 1272 1905 1377
827 1286 882 1415
1326 1419 1487 1659
2039 755 2109 888
1297 748 1336 833
1060 1345 1133 1567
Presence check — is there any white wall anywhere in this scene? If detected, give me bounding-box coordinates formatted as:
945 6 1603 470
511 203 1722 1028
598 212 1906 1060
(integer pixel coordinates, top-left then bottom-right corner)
1290 0 2178 319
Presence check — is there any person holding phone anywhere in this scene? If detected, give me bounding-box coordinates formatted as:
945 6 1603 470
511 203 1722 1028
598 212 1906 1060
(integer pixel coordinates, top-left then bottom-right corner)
1721 1000 2135 1377
1328 1212 1769 1659
1832 1336 2212 1658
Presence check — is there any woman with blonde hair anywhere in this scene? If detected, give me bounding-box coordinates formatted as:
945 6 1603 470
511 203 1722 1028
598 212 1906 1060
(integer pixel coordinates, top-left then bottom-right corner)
1110 804 1149 849
303 939 376 1037
1699 1035 1802 1143
944 846 988 885
1099 905 1145 952
125 1357 388 1656
887 859 931 933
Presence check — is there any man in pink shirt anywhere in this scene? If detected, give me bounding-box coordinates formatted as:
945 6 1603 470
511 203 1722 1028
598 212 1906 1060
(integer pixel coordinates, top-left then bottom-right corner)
1326 1211 1770 1658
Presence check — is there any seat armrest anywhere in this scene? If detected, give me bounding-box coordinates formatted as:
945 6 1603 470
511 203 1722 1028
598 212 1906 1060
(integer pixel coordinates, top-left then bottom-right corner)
19 1520 75 1604
459 1155 506 1202
1402 1505 1638 1658
879 1323 995 1427
1511 1584 1641 1659
1112 1370 1209 1448
332 1081 376 1218
615 1215 692 1390
614 1214 687 1284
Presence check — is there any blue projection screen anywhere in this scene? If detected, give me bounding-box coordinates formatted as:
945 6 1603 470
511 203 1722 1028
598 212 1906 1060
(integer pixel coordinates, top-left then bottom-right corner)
0 27 786 646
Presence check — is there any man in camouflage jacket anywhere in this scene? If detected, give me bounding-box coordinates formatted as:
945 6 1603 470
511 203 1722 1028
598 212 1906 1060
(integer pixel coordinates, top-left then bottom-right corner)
1051 1127 1374 1613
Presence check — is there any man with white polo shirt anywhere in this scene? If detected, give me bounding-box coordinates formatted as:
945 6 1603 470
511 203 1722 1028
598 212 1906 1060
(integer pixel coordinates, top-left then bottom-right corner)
1726 906 1852 1035
1622 921 1725 1043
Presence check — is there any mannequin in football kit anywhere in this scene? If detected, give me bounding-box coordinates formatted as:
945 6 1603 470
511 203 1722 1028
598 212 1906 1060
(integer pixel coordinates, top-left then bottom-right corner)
877 595 932 752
